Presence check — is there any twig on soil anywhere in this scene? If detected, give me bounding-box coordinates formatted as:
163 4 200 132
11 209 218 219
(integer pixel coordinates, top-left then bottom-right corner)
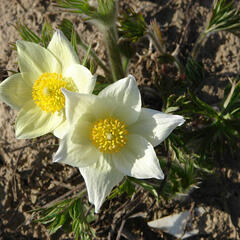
180 201 195 239
39 183 86 209
8 135 55 152
116 219 126 240
15 0 27 12
108 189 148 239
11 149 24 201
85 205 94 218
121 227 138 240
44 172 75 190
158 0 175 12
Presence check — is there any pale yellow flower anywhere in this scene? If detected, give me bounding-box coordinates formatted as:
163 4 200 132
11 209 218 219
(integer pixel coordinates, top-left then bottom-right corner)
54 75 185 212
0 30 95 139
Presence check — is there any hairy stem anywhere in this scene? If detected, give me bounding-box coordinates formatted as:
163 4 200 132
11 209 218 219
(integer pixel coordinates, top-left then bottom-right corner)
103 25 124 81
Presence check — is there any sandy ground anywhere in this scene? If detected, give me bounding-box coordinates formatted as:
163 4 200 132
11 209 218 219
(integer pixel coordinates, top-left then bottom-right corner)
0 0 240 239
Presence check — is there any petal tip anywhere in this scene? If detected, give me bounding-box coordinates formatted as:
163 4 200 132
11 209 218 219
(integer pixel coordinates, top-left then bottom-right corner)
127 74 136 82
53 29 64 39
157 171 164 180
94 205 100 214
176 115 185 126
16 40 25 51
15 130 25 140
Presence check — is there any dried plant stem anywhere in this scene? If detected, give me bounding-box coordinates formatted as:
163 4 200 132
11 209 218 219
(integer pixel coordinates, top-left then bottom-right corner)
103 25 124 81
147 30 184 74
146 30 164 54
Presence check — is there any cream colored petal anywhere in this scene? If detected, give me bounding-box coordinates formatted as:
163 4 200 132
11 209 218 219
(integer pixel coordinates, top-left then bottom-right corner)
62 89 97 125
99 75 141 110
48 30 79 73
113 134 164 179
111 103 140 126
54 120 98 168
129 108 185 147
63 89 130 129
0 73 32 110
71 119 92 145
79 154 124 213
53 119 68 139
15 100 63 139
98 75 141 125
16 40 61 85
64 64 96 94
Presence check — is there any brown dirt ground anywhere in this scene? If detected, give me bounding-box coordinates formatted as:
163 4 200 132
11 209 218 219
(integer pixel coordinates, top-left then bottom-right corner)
0 0 240 239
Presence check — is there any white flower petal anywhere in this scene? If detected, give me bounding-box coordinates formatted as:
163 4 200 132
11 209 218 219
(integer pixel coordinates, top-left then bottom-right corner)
99 75 141 125
0 73 32 110
54 120 98 168
62 89 97 125
113 134 164 179
48 30 79 73
99 75 141 110
79 155 124 213
129 108 185 147
64 64 96 93
16 40 61 85
15 100 63 139
53 120 68 139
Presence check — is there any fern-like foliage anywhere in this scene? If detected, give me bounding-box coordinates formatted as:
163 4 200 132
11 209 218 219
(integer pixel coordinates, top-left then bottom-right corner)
206 0 240 36
118 8 146 42
33 195 95 240
16 22 53 47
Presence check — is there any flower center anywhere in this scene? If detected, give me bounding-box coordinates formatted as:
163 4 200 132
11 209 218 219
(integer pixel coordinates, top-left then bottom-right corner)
90 117 128 153
32 72 75 113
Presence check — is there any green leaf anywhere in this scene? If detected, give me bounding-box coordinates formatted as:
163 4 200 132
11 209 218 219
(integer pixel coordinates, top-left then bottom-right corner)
49 213 67 234
41 21 53 47
16 23 41 43
206 0 240 36
118 8 146 42
129 177 159 198
56 0 117 26
15 22 53 48
108 177 136 199
222 78 240 117
82 43 92 66
33 193 95 239
185 58 205 88
188 90 219 118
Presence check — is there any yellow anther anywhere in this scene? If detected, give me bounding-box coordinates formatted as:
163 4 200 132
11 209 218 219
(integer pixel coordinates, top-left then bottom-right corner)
32 72 75 113
90 117 128 153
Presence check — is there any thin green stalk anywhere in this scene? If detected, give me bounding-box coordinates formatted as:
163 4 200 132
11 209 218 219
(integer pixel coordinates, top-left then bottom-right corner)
103 25 124 81
191 31 208 60
78 38 111 78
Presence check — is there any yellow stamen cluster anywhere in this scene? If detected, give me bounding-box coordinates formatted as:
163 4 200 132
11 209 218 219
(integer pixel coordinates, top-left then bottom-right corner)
32 72 75 113
90 117 128 153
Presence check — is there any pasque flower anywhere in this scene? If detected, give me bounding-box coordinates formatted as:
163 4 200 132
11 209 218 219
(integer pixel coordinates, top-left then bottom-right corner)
0 30 95 139
54 75 185 212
